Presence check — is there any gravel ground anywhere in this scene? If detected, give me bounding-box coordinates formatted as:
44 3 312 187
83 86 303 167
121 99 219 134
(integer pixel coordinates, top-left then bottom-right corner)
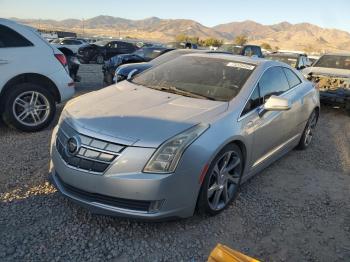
0 65 350 261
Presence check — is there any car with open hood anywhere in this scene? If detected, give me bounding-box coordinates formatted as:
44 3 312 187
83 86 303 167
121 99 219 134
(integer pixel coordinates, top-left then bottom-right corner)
302 53 350 115
264 52 311 70
50 53 319 220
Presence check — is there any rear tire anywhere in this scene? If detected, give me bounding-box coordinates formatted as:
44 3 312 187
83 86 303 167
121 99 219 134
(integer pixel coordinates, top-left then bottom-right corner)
297 109 318 150
2 83 56 132
197 144 243 216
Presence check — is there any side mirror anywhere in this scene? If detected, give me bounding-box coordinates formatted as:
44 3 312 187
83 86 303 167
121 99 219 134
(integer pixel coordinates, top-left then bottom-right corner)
259 96 291 116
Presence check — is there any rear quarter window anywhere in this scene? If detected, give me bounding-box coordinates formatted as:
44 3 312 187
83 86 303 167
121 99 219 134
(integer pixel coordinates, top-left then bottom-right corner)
283 68 302 88
0 25 33 48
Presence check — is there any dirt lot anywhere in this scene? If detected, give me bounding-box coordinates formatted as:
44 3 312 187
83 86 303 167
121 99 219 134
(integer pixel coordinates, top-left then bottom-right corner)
0 65 350 262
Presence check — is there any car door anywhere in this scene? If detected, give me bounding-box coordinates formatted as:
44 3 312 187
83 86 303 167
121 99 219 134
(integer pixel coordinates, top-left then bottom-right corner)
245 66 297 170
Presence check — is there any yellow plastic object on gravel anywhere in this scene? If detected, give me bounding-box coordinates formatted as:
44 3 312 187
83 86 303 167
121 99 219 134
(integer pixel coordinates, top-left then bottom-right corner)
208 244 260 262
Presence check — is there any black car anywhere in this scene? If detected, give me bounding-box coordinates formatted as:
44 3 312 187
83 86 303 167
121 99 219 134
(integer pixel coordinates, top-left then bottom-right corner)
103 47 174 85
77 40 138 64
114 49 232 83
264 52 311 70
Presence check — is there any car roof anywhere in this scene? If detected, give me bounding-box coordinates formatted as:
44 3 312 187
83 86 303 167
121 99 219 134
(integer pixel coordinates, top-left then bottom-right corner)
184 52 278 67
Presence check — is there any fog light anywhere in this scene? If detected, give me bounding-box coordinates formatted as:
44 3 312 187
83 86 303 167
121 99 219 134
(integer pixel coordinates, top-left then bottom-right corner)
148 200 164 213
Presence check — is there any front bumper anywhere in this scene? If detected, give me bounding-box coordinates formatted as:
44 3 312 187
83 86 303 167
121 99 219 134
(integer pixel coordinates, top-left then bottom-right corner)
50 142 199 220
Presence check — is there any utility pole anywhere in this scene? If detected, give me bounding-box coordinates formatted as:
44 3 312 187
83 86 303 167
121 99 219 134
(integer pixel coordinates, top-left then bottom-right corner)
82 18 85 37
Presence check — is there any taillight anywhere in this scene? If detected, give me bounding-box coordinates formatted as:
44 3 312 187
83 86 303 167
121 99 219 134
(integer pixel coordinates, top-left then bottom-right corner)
54 54 67 67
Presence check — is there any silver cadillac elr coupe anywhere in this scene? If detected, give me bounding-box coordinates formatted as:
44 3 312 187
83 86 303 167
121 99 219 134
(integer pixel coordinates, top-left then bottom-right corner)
50 53 320 220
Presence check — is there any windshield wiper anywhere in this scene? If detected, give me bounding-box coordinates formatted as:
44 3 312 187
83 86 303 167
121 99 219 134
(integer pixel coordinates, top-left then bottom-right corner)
155 86 216 100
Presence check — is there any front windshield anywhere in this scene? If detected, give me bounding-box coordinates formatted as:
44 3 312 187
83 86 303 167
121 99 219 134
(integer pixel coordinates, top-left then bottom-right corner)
314 55 350 70
265 55 297 67
131 55 255 101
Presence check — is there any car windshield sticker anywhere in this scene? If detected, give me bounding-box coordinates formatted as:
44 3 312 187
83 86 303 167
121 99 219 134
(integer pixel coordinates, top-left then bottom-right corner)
226 62 255 70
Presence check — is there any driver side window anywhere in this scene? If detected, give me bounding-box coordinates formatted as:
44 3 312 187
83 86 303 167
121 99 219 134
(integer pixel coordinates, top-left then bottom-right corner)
259 66 290 102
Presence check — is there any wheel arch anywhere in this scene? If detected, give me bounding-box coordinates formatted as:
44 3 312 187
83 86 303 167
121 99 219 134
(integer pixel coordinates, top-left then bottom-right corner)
206 137 248 175
0 73 61 111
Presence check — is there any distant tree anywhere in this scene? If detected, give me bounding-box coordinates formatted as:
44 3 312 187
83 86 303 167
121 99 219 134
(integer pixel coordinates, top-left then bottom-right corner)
261 42 272 50
274 46 280 51
175 33 188 43
201 38 223 47
175 34 199 44
234 35 248 46
188 36 199 44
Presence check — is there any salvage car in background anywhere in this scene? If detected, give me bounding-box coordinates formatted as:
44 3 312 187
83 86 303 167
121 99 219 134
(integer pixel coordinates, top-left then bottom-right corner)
51 38 87 54
114 49 232 83
77 40 138 64
102 47 174 85
235 45 263 58
303 53 350 115
0 19 75 132
57 47 81 82
50 53 319 219
264 52 311 70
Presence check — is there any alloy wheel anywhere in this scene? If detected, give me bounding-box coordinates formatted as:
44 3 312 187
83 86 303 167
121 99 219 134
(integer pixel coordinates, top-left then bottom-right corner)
207 150 242 211
12 91 50 127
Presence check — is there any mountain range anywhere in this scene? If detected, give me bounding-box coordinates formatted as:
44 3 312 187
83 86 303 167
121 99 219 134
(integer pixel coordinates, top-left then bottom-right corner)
12 15 350 52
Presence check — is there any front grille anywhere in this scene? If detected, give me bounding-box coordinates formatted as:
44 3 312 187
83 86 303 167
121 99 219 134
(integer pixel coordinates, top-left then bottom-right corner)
56 174 151 212
56 121 126 174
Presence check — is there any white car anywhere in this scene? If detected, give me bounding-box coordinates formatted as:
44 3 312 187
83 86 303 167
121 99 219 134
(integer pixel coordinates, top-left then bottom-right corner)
51 38 87 54
0 19 75 132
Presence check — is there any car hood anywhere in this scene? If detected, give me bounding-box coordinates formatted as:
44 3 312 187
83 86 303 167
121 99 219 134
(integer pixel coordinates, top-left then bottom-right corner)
64 81 228 148
303 67 350 78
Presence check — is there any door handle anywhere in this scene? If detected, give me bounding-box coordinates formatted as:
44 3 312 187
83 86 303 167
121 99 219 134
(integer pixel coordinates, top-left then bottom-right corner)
0 59 9 64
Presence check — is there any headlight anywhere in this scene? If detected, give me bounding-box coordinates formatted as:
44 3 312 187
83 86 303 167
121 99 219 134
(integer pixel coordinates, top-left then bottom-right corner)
143 124 209 174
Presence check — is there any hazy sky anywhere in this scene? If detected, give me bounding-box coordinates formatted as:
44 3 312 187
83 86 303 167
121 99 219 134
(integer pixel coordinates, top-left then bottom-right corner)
1 0 349 32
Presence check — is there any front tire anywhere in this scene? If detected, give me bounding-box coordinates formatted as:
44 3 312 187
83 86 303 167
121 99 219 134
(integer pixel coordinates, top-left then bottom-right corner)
2 83 56 132
197 144 243 216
